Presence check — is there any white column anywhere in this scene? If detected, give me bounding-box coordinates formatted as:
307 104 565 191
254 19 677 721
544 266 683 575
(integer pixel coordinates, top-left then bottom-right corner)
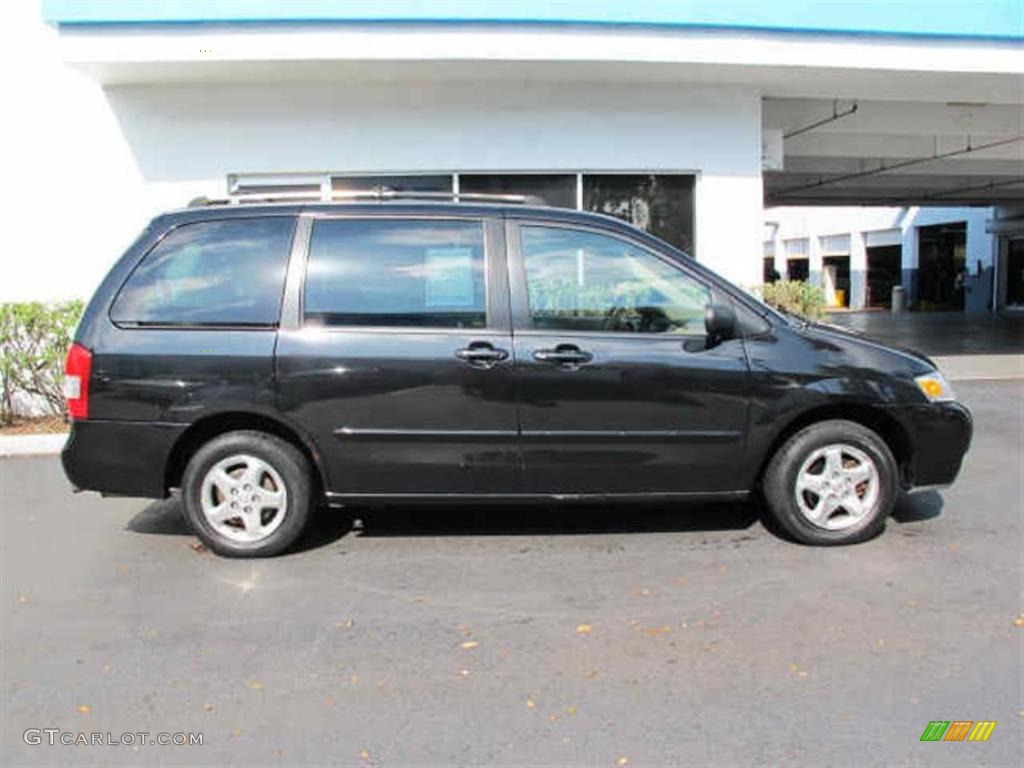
808 234 823 288
773 232 785 279
849 231 867 310
695 173 763 290
964 212 996 314
900 213 918 305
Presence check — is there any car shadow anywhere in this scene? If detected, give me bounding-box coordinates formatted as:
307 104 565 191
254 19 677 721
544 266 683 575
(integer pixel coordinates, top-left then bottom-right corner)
125 497 191 535
126 496 760 549
890 490 944 524
125 497 355 553
125 492 941 551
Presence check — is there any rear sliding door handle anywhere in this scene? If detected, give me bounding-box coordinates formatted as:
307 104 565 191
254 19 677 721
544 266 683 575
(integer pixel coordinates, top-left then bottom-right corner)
455 343 509 369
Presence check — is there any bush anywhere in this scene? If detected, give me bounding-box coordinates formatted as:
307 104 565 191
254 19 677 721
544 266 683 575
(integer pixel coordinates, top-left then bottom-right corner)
0 301 84 424
758 280 826 321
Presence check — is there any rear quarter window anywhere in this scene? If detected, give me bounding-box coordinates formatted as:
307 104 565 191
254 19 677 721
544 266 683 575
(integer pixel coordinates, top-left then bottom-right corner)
110 217 296 325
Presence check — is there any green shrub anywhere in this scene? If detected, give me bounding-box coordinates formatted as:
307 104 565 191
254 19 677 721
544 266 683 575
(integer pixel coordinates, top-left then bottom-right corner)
758 280 826 321
0 301 84 424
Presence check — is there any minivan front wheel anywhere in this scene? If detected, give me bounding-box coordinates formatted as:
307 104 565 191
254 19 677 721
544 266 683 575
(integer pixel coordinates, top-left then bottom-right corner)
761 420 898 545
182 431 313 557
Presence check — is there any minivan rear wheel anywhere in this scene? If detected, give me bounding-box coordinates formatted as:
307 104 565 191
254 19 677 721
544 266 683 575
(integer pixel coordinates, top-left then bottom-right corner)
182 430 313 557
761 419 898 545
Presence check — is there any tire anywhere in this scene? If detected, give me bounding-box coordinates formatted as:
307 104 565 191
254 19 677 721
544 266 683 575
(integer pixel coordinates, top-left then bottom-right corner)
181 430 314 557
761 419 898 545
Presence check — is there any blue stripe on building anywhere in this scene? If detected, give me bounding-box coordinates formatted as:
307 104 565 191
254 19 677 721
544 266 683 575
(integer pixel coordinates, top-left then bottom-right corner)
41 0 1024 40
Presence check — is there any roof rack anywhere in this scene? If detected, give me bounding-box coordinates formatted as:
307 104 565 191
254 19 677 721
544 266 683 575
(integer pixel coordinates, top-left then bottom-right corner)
188 186 545 208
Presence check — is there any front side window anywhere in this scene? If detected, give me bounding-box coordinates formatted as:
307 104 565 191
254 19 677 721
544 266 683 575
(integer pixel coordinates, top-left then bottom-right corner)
521 225 711 334
304 219 486 328
111 217 295 325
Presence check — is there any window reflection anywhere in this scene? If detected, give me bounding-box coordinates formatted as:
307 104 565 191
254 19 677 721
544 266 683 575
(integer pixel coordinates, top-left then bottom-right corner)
305 219 487 328
459 175 576 208
111 217 295 325
331 175 453 194
522 226 710 334
583 175 695 255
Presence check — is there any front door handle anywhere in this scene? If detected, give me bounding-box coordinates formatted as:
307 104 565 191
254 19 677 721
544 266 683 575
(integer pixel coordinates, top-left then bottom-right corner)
455 342 509 369
533 345 594 367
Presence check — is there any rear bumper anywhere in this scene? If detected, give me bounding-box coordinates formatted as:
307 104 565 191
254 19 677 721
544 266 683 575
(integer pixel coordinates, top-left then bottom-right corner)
892 401 973 489
62 419 186 498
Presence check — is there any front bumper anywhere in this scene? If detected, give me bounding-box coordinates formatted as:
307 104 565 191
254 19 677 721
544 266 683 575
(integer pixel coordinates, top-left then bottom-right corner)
62 419 187 498
892 401 973 489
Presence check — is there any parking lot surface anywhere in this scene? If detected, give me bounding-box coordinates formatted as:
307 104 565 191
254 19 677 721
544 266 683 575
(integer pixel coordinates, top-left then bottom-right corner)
2 380 1022 767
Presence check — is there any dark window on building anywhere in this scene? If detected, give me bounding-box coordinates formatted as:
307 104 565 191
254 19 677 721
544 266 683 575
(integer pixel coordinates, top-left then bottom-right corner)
1005 238 1024 308
232 182 321 197
520 225 710 334
110 217 295 325
787 258 809 282
764 257 780 283
332 175 453 194
918 222 967 311
583 174 695 255
866 245 902 308
304 219 486 328
459 174 577 208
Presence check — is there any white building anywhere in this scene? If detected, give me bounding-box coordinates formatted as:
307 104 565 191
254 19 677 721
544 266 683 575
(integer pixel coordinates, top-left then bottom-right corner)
2 1 1022 313
763 205 1013 314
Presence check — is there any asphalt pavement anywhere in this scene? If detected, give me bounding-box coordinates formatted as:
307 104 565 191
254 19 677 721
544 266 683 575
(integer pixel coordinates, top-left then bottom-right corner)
1 380 1022 767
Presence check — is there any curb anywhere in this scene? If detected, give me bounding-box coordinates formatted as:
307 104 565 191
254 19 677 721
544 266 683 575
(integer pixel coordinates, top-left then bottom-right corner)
932 354 1024 382
0 433 69 457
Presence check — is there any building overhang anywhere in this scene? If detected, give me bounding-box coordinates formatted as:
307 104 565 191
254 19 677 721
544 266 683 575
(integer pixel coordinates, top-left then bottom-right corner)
52 22 1024 103
764 98 1024 208
41 4 1024 208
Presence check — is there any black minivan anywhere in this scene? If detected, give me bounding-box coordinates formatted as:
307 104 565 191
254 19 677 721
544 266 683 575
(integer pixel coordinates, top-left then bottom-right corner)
62 194 971 556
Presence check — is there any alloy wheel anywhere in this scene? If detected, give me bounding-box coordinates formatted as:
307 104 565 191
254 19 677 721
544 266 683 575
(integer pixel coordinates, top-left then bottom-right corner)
199 454 288 543
794 443 880 531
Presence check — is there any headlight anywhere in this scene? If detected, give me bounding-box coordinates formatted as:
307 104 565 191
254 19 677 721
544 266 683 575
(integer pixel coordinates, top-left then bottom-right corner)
915 371 956 403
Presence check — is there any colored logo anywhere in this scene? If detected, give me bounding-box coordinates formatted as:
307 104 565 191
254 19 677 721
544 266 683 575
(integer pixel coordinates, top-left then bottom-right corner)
920 721 996 742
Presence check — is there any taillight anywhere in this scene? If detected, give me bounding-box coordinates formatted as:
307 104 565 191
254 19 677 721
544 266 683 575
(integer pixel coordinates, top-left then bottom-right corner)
64 342 92 420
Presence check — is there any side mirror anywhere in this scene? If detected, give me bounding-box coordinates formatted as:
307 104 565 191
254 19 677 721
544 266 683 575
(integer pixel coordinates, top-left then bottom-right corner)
704 303 737 344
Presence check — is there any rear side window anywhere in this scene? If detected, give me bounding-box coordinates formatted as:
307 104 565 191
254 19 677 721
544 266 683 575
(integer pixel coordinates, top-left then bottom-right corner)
304 218 486 328
110 217 295 325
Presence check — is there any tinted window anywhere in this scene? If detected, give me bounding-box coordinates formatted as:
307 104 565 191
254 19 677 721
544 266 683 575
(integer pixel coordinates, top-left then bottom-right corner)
305 219 486 328
111 217 295 325
521 225 710 334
